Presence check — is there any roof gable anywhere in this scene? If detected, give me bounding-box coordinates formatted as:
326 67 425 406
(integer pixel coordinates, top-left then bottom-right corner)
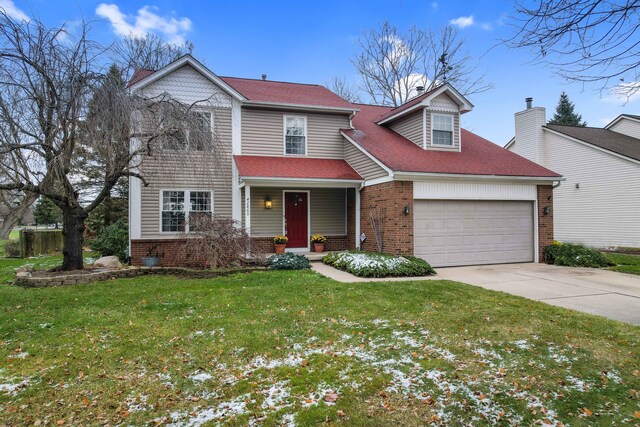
377 83 474 125
128 55 246 101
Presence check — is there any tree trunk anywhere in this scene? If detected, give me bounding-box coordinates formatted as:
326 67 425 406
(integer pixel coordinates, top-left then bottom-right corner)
60 209 88 271
0 193 38 239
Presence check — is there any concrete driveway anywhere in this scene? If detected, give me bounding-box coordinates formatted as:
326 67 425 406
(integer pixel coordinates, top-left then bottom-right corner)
436 263 640 325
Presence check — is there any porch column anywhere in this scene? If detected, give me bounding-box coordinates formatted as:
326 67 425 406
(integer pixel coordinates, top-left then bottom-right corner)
245 185 251 236
355 187 361 249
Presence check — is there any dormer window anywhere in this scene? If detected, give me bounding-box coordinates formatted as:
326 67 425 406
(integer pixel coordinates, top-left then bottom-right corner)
432 114 454 146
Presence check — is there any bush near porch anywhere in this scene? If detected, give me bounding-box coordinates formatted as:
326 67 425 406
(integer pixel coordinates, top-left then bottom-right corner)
323 250 436 278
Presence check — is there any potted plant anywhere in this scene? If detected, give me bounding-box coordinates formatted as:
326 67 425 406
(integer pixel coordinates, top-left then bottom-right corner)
311 234 327 253
273 235 288 254
142 244 160 267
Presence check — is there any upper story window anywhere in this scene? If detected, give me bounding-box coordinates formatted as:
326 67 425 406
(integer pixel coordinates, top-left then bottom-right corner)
432 114 454 146
162 111 213 151
161 190 213 233
284 115 307 155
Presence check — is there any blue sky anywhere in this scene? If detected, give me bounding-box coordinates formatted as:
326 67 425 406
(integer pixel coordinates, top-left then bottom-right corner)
4 0 638 145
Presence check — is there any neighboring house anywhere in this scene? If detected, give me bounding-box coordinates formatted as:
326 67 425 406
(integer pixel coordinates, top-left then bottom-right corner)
507 103 640 249
128 55 561 268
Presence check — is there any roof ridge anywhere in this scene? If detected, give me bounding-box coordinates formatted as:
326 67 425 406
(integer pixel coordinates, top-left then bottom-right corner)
219 75 324 87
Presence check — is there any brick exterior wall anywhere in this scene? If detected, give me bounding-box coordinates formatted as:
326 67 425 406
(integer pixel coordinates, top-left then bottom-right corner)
360 181 414 255
131 239 209 267
537 185 554 262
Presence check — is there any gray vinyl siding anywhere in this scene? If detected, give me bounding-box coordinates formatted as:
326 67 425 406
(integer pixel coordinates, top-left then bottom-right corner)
310 188 346 235
249 187 346 237
249 187 283 236
139 107 233 239
425 111 460 151
389 109 423 146
344 141 388 180
241 108 350 158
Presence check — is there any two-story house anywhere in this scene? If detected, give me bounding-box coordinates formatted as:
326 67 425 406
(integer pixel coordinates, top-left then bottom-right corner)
128 55 561 268
507 102 640 249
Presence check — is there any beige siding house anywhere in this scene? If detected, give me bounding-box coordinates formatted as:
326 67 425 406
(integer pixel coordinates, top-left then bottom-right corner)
507 107 640 248
128 55 562 267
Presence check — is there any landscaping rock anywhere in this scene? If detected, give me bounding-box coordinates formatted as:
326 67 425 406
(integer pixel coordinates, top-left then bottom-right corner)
93 256 122 269
16 271 31 278
16 265 34 273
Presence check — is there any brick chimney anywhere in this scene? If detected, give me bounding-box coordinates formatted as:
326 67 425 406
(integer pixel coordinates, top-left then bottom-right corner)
513 97 546 164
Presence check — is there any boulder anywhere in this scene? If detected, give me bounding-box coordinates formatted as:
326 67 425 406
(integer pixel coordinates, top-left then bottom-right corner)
16 271 31 278
93 256 122 269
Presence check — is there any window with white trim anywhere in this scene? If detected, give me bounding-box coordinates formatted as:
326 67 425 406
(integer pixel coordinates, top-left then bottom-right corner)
284 115 306 155
162 111 213 151
161 190 213 233
432 114 454 146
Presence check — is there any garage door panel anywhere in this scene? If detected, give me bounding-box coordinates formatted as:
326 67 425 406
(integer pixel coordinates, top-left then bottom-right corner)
414 200 534 267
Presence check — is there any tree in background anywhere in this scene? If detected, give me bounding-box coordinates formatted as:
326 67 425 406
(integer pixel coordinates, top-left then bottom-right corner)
329 77 361 103
33 197 62 227
508 0 640 100
115 33 193 78
352 22 492 107
548 92 587 126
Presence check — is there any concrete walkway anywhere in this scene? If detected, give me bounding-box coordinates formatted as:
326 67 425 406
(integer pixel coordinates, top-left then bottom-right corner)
311 262 640 325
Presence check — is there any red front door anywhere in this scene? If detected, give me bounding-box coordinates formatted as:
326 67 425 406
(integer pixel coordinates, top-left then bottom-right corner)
284 192 308 248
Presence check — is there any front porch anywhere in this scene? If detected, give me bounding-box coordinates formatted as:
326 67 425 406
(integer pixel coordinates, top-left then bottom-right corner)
242 185 359 254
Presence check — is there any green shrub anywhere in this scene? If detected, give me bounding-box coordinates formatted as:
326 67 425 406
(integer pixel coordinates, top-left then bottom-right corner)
89 220 128 261
4 240 21 258
544 242 614 268
268 252 310 270
323 250 435 278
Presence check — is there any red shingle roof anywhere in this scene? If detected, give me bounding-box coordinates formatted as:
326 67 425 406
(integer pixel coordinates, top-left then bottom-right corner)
128 69 155 87
220 77 354 109
234 155 362 180
343 104 561 178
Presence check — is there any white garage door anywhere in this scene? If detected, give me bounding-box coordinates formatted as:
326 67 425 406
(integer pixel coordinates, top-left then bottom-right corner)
414 200 534 267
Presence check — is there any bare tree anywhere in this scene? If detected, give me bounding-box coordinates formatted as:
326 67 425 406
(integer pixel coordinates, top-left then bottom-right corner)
368 208 385 253
508 0 640 99
0 189 37 239
353 21 492 107
114 33 194 79
0 13 225 270
328 76 362 103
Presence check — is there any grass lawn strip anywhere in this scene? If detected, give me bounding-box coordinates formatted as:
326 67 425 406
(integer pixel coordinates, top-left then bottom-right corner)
604 252 640 275
0 267 638 425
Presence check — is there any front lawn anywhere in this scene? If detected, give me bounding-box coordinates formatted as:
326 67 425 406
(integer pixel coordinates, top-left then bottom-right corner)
605 252 640 275
0 262 638 425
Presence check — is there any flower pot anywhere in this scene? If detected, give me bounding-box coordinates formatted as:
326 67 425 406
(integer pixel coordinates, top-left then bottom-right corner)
274 244 286 254
313 243 325 253
142 256 159 267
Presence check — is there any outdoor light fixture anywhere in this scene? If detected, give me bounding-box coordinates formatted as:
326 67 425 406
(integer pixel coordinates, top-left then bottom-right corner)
543 206 550 215
264 197 272 209
403 205 410 216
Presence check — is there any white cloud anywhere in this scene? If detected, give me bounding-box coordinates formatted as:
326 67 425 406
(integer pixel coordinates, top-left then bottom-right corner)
96 3 192 45
0 0 29 21
431 1 438 9
449 15 474 29
480 22 493 31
